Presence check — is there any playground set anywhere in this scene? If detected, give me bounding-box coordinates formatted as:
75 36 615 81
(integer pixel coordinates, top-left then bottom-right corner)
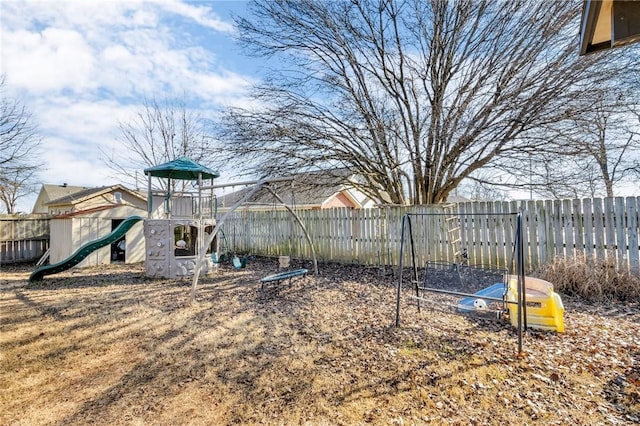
29 158 317 293
28 158 564 354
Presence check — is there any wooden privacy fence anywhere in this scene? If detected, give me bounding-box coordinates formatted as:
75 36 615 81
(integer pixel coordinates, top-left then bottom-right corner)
222 196 640 274
0 215 51 264
2 197 637 272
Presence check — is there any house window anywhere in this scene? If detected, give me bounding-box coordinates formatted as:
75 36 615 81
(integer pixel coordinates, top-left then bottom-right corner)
114 192 123 203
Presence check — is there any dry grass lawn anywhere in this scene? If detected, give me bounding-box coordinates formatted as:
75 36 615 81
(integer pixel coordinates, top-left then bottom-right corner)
1 259 639 425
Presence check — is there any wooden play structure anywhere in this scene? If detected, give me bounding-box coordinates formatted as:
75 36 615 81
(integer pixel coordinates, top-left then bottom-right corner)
29 158 318 288
143 158 219 279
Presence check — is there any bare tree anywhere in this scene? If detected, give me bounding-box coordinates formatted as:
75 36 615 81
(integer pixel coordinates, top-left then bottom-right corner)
456 171 509 201
0 75 42 213
564 103 640 198
217 0 636 205
0 167 39 214
502 98 640 199
101 97 216 192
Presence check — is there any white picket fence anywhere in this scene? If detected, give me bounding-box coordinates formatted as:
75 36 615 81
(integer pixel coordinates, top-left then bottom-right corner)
222 197 640 273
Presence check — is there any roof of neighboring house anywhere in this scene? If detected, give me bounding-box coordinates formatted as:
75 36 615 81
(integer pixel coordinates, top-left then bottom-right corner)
217 169 363 208
32 183 148 214
46 186 111 206
31 184 91 213
445 194 471 203
42 184 91 202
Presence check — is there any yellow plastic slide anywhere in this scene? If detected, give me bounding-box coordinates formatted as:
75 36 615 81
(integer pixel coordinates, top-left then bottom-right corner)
506 275 565 333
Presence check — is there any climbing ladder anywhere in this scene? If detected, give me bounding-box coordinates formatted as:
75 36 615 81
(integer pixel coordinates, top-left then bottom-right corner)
442 203 467 267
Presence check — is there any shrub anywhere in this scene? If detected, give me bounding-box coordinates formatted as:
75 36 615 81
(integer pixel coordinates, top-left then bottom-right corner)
533 253 640 302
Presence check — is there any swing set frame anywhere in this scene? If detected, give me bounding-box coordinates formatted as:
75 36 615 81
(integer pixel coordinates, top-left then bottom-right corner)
394 211 528 356
189 177 318 303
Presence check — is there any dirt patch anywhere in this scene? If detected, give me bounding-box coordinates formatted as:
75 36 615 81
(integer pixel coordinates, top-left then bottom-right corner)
1 259 639 425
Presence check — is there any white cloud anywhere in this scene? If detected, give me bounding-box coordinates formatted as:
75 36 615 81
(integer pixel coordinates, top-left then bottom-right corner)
39 137 114 187
1 0 248 100
3 28 96 93
32 97 122 144
1 0 257 213
156 0 236 34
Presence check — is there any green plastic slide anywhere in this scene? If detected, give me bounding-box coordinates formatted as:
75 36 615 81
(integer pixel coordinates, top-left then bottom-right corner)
29 215 144 282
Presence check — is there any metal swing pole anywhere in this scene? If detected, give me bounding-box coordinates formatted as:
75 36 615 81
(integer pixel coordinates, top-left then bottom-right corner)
516 212 527 357
396 213 419 327
395 214 408 327
265 187 318 275
190 180 270 303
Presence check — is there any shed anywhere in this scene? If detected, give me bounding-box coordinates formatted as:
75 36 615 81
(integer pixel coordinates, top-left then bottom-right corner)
43 184 147 267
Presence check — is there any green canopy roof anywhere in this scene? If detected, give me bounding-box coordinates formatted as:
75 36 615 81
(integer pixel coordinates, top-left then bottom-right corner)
143 157 220 181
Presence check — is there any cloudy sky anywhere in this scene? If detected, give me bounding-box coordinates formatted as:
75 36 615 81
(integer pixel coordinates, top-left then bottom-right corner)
1 0 257 212
3 1 639 213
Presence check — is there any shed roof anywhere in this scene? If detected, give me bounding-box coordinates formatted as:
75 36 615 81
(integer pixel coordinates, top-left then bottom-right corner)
53 204 120 218
46 184 146 206
144 157 220 180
